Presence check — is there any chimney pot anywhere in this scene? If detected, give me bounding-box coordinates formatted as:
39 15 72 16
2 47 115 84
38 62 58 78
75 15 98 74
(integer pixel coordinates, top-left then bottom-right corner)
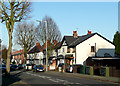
73 31 78 38
88 30 92 34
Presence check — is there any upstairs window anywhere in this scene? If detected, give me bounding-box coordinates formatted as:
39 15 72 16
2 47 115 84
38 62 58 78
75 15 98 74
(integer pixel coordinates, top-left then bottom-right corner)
91 46 95 52
67 48 70 53
62 48 64 53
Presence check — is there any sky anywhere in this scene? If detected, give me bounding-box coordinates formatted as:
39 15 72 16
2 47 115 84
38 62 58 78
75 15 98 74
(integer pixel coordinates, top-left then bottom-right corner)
1 2 118 51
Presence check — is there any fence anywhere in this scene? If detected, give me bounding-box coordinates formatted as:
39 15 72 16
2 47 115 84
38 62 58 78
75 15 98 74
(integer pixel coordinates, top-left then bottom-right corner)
73 65 120 77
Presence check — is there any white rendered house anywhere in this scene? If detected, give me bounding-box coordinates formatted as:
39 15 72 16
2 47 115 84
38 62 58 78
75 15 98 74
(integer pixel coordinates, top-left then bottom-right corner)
55 31 115 66
69 32 115 65
27 43 44 65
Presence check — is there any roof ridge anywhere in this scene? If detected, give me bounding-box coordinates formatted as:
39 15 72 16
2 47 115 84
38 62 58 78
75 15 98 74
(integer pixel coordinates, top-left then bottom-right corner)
69 33 97 47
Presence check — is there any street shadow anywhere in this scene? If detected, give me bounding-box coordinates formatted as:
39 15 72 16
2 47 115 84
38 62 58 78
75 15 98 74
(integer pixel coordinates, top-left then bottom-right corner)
2 70 25 86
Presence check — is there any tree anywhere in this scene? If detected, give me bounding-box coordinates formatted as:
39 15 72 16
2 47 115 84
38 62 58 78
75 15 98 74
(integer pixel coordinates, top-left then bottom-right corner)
14 21 37 64
1 45 8 63
0 0 31 75
113 31 120 57
36 16 62 63
37 16 61 44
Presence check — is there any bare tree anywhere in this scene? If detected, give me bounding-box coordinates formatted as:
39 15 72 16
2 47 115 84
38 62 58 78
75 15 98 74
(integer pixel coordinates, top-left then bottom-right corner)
37 16 62 65
37 16 62 45
14 21 37 64
0 0 31 75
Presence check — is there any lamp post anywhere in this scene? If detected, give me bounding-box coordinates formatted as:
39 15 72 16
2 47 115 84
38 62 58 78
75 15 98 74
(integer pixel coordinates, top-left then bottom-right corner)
45 21 48 72
37 20 48 72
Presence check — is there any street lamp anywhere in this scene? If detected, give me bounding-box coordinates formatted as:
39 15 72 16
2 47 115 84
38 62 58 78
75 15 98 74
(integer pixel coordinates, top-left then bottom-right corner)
36 20 48 72
45 21 48 72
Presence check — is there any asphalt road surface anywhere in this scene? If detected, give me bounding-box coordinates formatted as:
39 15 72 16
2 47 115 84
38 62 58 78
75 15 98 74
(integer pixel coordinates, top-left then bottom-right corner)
9 70 119 86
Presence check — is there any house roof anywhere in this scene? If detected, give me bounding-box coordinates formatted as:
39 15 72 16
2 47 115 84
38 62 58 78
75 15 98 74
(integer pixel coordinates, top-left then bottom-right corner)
12 49 24 55
64 36 81 46
68 33 114 47
59 36 81 48
55 42 62 49
28 42 54 53
27 44 41 54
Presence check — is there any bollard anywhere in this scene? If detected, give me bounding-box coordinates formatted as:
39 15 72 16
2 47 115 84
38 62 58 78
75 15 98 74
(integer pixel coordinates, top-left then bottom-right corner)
90 66 94 75
83 65 86 74
106 67 109 77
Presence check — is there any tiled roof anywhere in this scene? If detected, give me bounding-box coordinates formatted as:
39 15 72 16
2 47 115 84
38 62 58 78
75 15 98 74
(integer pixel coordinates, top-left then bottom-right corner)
27 44 41 54
69 33 114 47
12 49 24 55
28 42 53 53
55 42 62 49
64 36 81 46
60 33 114 48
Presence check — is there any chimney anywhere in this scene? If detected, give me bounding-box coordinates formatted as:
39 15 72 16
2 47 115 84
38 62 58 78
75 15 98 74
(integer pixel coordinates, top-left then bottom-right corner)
73 31 78 38
36 42 41 46
87 30 91 35
53 40 57 45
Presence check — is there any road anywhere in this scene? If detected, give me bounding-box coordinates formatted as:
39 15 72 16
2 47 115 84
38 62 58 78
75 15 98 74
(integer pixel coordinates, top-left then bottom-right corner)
3 71 120 86
3 70 118 86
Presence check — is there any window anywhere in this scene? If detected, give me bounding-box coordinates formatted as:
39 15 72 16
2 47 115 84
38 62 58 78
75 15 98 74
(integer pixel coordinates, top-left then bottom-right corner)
58 49 60 53
67 48 70 53
91 46 95 52
62 48 64 53
104 53 111 57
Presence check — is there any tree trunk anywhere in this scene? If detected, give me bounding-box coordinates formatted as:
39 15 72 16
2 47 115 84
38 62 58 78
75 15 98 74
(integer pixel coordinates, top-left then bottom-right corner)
6 33 12 76
24 46 27 65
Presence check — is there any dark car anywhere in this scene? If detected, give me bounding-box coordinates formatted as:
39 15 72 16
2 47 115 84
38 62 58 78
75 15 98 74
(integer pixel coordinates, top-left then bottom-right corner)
0 65 6 73
10 64 18 71
58 63 65 67
33 65 44 72
17 64 24 70
66 65 73 73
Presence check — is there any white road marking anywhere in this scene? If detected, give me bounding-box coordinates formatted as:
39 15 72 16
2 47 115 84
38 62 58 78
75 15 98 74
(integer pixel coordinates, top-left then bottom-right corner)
49 78 58 83
26 72 79 85
75 82 81 84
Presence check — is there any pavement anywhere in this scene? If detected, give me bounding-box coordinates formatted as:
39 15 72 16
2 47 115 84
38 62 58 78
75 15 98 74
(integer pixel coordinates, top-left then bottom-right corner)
2 70 29 86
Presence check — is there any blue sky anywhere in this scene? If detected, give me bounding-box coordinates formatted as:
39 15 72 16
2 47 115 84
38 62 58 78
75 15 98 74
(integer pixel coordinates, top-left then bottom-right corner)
1 2 118 50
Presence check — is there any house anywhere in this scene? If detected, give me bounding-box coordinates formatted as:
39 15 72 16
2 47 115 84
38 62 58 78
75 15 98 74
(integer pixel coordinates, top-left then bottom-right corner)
48 41 61 70
27 41 54 65
12 49 24 64
27 42 43 65
56 31 115 66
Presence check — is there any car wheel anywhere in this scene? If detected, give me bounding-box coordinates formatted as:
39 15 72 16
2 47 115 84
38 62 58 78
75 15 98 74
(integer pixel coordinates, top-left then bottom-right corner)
35 69 37 72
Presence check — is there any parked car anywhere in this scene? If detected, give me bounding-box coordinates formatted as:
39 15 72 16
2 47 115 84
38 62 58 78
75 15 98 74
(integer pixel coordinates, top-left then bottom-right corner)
25 64 32 70
10 64 18 71
58 63 65 67
58 63 65 72
33 65 44 72
17 64 24 70
66 65 73 73
0 64 6 73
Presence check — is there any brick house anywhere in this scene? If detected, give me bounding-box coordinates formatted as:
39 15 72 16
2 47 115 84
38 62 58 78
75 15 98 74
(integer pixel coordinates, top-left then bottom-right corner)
12 49 24 64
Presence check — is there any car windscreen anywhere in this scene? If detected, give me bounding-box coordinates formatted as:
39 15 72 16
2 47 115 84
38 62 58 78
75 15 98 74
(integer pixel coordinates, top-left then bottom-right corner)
36 65 43 68
26 64 31 66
